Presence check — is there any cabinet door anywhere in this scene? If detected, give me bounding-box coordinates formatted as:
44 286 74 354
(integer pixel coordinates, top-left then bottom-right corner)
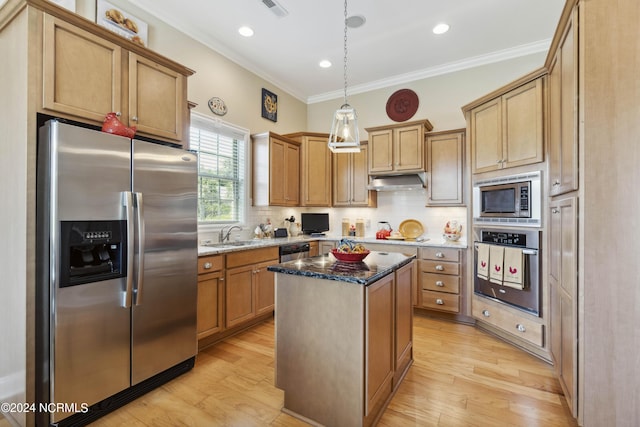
548 12 578 196
197 271 224 339
301 136 331 206
368 129 393 173
332 149 352 206
394 261 414 387
426 130 464 205
549 196 578 417
502 78 544 168
394 124 424 171
42 15 122 122
268 137 287 205
225 265 255 328
365 274 394 418
129 53 185 142
254 260 277 316
471 98 502 173
352 144 374 206
285 142 300 205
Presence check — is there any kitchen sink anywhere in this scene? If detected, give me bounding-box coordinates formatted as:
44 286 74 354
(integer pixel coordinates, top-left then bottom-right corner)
202 240 256 248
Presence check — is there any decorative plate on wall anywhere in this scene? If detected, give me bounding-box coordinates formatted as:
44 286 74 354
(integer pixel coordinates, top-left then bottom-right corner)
208 97 227 116
386 89 419 122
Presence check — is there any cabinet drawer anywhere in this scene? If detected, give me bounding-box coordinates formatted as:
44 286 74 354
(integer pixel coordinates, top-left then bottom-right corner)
226 247 279 269
421 291 459 313
420 272 460 294
198 255 224 274
419 247 460 262
419 259 460 276
472 301 543 347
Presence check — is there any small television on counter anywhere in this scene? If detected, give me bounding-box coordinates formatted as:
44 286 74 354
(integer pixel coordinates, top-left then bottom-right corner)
301 213 330 235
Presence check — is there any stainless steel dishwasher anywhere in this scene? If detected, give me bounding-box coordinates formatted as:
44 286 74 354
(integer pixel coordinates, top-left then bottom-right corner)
279 242 310 262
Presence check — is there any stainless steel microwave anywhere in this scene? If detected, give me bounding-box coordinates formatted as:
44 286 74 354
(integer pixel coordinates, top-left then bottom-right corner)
472 171 541 227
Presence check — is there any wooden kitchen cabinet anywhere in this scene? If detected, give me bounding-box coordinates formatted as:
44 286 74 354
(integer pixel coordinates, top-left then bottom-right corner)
252 132 301 206
393 261 414 388
365 119 433 174
466 73 544 174
425 129 465 206
319 240 336 255
225 247 279 329
308 241 319 257
548 8 578 197
333 141 377 207
549 196 578 416
417 247 463 314
285 132 332 207
41 14 190 144
197 255 225 340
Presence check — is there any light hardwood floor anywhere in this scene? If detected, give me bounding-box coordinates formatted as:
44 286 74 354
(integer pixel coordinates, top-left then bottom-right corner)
52 315 577 426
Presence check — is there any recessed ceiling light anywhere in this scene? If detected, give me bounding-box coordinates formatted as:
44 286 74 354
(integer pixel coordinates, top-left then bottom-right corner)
319 60 332 68
432 23 450 35
238 26 254 37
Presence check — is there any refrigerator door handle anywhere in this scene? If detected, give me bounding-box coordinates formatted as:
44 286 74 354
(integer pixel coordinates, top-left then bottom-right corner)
122 191 134 308
134 192 145 306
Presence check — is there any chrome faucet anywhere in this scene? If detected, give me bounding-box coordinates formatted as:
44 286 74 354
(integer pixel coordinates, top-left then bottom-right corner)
220 225 242 243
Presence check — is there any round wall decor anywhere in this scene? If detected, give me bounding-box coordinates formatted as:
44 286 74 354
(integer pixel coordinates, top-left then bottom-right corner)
386 89 419 122
208 97 227 116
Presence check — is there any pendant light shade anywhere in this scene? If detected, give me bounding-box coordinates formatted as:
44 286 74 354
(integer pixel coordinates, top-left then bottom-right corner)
328 104 360 153
328 0 361 153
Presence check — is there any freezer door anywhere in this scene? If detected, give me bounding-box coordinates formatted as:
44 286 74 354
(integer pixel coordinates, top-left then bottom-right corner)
42 121 132 422
131 140 198 385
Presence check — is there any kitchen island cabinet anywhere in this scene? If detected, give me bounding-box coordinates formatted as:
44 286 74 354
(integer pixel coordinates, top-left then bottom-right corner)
269 252 415 427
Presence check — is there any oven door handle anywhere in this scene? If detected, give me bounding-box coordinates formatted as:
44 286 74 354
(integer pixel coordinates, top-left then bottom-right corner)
473 243 537 256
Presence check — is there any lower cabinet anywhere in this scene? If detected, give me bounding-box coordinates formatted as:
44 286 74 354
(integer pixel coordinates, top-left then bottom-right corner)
225 247 279 329
197 255 225 340
417 247 463 313
393 261 414 387
472 298 544 348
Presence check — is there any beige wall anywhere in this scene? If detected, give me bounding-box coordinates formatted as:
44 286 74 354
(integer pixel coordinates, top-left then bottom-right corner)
307 53 547 135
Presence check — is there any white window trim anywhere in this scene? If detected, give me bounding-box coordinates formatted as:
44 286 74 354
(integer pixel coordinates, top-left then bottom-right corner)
190 111 250 232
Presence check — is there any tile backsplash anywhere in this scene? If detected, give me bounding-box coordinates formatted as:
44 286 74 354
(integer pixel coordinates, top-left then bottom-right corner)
201 189 467 243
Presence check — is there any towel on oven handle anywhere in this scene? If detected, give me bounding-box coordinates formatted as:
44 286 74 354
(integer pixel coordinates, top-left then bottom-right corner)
489 245 504 285
503 247 524 289
476 243 489 280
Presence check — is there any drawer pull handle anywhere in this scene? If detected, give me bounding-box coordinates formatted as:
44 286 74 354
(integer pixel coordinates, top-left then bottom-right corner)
435 252 444 258
435 265 444 271
482 309 490 317
435 280 444 287
516 324 526 333
203 262 212 269
435 298 444 305
553 179 560 186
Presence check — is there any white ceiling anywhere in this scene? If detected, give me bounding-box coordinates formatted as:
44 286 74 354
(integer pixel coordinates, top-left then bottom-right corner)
128 0 565 103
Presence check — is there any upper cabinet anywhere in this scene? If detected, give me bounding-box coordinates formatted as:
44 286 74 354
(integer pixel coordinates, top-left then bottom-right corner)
332 142 377 207
365 119 433 174
285 132 332 207
547 9 578 197
40 13 192 145
464 72 545 174
252 132 301 207
425 129 465 206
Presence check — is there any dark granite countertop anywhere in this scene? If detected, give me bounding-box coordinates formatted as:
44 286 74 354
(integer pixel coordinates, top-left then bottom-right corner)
267 251 416 286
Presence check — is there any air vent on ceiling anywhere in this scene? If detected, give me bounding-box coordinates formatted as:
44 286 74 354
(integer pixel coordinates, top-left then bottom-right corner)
261 0 289 17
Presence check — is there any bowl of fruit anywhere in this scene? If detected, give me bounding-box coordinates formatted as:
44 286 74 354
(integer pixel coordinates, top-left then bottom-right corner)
331 240 370 263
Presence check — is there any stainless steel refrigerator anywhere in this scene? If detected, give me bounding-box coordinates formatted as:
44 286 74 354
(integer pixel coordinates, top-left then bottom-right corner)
36 119 198 426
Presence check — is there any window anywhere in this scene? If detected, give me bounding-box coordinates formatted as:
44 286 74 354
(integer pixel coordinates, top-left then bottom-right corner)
189 113 248 224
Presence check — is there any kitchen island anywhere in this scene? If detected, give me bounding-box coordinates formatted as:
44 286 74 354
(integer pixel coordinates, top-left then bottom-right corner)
268 251 416 427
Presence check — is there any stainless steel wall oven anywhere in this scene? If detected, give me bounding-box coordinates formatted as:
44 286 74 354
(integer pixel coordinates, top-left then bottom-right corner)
474 228 541 316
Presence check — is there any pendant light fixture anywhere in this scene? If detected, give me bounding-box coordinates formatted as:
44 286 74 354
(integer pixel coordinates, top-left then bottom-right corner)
328 0 360 153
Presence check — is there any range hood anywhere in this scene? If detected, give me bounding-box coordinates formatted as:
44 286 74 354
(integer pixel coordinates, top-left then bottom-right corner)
367 172 426 191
